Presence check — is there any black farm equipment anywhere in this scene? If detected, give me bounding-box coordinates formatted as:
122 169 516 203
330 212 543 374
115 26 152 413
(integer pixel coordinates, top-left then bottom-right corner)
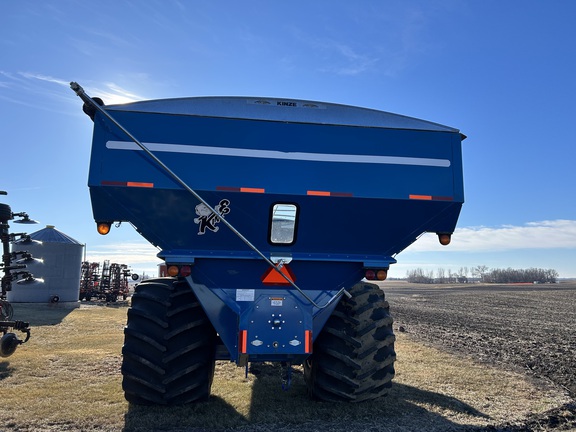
0 190 36 357
80 260 135 302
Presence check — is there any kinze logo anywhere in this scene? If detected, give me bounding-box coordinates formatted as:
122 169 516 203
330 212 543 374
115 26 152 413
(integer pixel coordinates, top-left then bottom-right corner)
277 101 297 107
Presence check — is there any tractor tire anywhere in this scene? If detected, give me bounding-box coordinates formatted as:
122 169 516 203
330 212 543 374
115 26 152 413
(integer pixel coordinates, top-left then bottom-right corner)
121 278 217 405
0 203 12 222
304 281 396 402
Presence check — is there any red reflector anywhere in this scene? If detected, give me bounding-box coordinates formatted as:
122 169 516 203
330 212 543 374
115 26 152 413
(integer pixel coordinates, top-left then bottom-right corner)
365 270 376 280
240 330 248 354
305 330 312 353
261 264 296 285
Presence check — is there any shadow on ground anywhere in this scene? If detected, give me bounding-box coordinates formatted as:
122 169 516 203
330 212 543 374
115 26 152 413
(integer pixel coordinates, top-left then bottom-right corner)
10 302 78 326
0 361 13 381
123 395 248 432
247 363 490 431
122 363 491 432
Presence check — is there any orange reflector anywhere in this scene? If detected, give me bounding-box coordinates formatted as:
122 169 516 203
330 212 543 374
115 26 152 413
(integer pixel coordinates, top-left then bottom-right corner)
409 194 432 200
307 190 331 196
305 330 312 354
240 187 265 193
240 330 248 354
127 182 154 188
261 264 296 285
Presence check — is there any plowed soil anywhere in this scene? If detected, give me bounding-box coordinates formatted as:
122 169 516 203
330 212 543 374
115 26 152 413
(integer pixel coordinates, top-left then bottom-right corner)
382 280 576 431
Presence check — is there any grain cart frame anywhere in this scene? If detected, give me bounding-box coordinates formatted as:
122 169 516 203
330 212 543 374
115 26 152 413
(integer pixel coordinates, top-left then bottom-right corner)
72 83 465 404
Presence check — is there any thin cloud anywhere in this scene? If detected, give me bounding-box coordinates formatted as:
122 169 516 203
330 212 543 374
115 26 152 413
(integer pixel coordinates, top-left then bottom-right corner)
90 82 142 105
0 71 144 109
321 42 379 76
286 26 379 76
314 39 379 76
406 220 576 253
18 72 69 87
0 71 145 103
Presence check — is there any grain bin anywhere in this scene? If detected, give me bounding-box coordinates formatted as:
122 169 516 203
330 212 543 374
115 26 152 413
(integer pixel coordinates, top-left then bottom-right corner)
8 225 83 303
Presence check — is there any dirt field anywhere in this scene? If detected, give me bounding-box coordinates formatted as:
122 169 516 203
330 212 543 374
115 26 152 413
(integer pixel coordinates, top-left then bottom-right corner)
381 280 576 431
1 282 575 431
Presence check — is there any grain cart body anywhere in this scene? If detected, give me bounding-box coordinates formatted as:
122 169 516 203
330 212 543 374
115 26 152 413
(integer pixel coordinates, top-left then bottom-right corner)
81 92 464 401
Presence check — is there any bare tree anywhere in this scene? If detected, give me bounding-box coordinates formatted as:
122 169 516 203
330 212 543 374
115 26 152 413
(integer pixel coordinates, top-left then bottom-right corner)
436 268 446 284
406 268 434 284
483 267 559 284
472 265 489 282
406 266 558 284
456 267 468 283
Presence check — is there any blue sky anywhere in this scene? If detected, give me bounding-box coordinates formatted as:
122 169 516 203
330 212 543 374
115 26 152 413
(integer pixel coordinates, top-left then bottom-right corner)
1 1 575 278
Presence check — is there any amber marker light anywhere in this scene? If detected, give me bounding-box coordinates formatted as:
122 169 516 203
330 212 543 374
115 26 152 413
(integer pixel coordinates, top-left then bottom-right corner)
377 269 388 281
167 266 180 277
438 233 452 246
96 222 112 235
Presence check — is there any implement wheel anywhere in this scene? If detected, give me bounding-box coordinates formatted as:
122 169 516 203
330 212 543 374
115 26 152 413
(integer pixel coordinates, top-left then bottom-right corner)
122 278 217 405
304 282 396 402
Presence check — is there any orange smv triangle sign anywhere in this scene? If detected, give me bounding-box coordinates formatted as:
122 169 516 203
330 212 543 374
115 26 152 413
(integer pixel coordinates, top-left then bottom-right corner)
261 264 296 285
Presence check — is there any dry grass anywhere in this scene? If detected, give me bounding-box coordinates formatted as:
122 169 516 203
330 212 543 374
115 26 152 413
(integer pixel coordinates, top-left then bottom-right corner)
0 302 570 431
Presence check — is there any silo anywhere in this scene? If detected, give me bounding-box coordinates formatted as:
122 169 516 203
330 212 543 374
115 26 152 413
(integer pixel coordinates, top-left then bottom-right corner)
8 225 83 303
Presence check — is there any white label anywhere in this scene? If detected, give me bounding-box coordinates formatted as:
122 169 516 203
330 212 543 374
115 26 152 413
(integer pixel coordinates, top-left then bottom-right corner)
236 289 255 302
271 299 283 307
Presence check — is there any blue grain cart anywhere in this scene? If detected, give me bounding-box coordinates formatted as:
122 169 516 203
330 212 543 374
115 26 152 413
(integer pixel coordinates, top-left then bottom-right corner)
72 83 465 404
